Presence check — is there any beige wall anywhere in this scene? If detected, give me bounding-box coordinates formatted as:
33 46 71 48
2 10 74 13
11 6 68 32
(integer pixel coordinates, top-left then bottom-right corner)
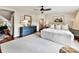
44 13 75 27
14 10 38 37
0 6 77 37
72 11 79 30
0 7 38 37
14 11 76 37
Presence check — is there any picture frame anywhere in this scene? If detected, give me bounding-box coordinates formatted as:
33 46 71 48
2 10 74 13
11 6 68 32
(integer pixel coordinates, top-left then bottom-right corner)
24 15 32 26
20 16 24 25
53 15 64 23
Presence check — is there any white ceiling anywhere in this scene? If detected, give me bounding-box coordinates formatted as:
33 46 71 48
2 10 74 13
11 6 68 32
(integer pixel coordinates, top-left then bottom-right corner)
3 6 79 14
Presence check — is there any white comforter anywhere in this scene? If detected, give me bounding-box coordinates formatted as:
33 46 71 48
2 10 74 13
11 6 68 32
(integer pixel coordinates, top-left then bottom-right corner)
41 28 74 46
1 34 64 53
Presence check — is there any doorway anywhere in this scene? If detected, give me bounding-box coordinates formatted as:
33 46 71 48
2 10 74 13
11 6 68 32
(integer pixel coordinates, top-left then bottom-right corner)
0 9 14 38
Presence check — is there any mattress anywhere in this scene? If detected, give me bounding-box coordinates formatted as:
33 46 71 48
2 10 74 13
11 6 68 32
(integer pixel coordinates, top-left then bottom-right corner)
1 34 64 53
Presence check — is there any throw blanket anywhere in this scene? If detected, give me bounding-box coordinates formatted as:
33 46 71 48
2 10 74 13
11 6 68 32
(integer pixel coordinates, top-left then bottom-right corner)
41 28 74 46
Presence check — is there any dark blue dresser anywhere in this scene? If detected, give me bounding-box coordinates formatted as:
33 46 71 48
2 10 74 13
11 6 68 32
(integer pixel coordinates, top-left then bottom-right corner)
20 26 37 37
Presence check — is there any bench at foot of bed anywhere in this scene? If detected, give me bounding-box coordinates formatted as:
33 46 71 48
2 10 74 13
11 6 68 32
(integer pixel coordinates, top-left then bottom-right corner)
59 46 79 53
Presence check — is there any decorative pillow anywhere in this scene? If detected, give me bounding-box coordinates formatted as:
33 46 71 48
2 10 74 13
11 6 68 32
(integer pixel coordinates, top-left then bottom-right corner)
50 24 54 29
55 24 61 30
62 24 68 30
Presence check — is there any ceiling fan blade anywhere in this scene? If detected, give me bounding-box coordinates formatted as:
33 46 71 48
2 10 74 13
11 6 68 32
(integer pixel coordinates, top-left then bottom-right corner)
40 9 43 11
43 8 51 11
34 6 52 11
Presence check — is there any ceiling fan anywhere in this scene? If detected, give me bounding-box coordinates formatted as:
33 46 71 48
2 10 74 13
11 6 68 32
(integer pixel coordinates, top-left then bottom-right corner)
40 6 52 14
34 6 52 14
40 6 51 11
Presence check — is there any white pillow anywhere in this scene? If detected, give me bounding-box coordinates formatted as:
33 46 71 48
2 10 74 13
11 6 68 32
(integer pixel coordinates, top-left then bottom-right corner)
50 24 54 29
55 24 61 30
62 24 68 30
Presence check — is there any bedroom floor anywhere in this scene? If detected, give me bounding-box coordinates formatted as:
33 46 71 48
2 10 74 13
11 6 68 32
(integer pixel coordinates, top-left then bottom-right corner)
0 36 14 44
0 32 79 53
0 32 41 44
0 32 79 44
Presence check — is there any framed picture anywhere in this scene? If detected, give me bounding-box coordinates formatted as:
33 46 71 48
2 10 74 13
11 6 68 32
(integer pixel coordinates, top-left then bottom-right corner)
20 16 24 25
53 15 64 23
24 15 32 26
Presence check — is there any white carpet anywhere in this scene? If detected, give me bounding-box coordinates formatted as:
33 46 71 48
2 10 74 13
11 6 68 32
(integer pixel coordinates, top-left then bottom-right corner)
1 34 64 53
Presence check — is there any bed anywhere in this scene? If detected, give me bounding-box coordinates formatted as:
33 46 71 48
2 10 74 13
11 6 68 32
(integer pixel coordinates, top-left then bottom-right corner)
1 34 64 53
41 28 74 46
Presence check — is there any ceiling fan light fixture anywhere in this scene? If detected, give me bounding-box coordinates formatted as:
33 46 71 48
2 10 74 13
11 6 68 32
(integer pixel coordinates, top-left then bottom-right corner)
41 11 44 14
